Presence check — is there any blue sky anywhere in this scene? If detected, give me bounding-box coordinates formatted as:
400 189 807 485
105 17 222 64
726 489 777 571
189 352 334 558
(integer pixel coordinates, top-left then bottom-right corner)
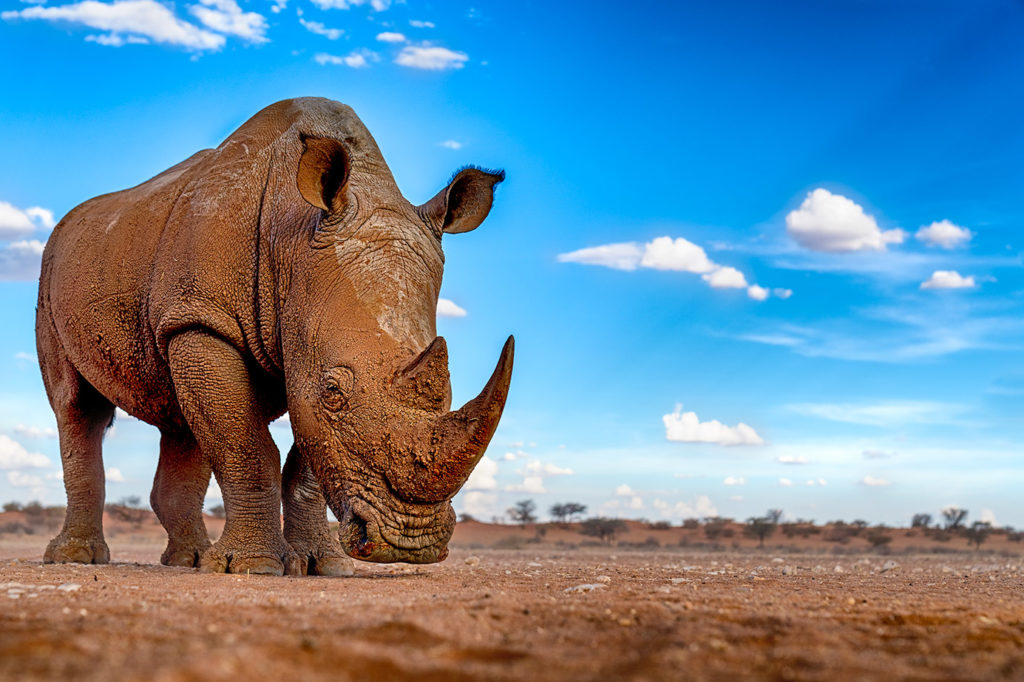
1 0 1023 528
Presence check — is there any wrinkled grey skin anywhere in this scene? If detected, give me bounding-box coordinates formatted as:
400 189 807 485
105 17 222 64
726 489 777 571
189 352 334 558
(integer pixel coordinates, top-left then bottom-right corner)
37 97 512 575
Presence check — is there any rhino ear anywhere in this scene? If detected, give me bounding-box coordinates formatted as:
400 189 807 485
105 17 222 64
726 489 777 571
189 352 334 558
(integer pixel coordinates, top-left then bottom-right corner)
419 167 505 235
297 136 351 213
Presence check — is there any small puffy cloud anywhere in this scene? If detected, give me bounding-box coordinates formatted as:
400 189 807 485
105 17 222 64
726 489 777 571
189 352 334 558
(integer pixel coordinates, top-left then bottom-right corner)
723 476 745 486
641 236 716 273
376 31 405 42
270 413 291 430
980 509 997 525
14 352 37 363
0 434 50 469
115 407 136 420
652 495 717 520
786 188 904 253
439 140 462 150
8 470 44 487
311 0 390 9
505 476 545 494
615 484 634 496
409 19 434 28
775 455 808 465
862 450 895 459
920 270 976 290
557 242 643 271
270 0 287 13
747 284 769 301
702 266 748 289
778 478 793 487
525 461 572 476
463 455 497 491
806 478 827 486
0 201 53 239
2 0 226 50
13 424 57 439
395 44 468 70
436 298 467 317
916 220 971 249
772 288 793 299
505 459 571 494
663 404 764 446
859 475 891 487
0 239 45 281
189 0 267 43
300 18 343 39
315 50 375 68
105 467 125 482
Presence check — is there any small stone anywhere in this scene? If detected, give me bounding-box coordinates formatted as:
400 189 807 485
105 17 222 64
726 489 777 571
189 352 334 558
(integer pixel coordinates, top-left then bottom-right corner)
564 583 606 593
618 618 633 627
595 575 611 583
771 558 784 564
464 556 480 567
670 577 689 584
880 560 900 573
834 565 845 573
527 562 542 567
781 566 795 576
57 583 81 592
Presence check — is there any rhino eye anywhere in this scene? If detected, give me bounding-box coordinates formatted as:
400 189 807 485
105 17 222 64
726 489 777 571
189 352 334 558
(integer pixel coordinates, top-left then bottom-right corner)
322 366 355 411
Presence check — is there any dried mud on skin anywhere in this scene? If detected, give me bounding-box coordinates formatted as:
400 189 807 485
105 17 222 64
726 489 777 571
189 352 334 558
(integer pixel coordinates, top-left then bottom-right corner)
3 543 1024 682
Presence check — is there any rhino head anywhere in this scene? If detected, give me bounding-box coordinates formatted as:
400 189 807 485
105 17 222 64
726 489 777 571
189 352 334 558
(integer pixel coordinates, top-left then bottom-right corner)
280 132 511 564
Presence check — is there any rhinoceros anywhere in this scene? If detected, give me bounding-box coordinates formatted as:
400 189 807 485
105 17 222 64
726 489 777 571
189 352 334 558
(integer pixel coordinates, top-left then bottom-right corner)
36 97 513 575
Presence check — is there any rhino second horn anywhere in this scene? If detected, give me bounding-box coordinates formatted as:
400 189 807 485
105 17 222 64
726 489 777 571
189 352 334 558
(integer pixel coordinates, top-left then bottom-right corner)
411 336 514 502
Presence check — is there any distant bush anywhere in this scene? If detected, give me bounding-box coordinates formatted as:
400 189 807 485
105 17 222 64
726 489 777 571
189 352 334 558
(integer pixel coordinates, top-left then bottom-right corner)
0 521 34 534
493 536 526 550
648 521 672 531
579 517 628 545
3 501 23 513
682 518 700 530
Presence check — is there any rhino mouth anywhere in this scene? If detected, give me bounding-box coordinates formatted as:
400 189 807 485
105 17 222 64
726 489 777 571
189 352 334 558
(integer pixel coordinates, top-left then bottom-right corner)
338 496 453 564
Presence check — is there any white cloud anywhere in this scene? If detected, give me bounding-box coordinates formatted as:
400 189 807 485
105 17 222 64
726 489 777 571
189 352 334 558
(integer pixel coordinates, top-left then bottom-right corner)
310 0 390 9
778 478 793 487
205 477 221 500
558 235 770 301
314 50 375 68
0 434 50 469
920 270 976 290
723 476 745 486
505 459 571 494
270 0 286 13
13 424 57 439
463 455 497 491
300 18 342 39
501 452 517 461
788 401 962 427
376 31 405 42
980 509 997 525
702 266 747 289
188 0 266 42
409 19 434 28
459 490 496 518
652 495 717 520
747 284 769 301
785 188 904 253
775 455 808 465
772 288 793 299
270 413 291 430
615 484 633 496
916 220 971 249
859 475 891 487
85 32 148 45
8 471 44 488
505 476 545 494
0 201 54 239
436 298 467 317
557 242 643 271
395 44 468 70
439 140 462 150
14 352 37 363
2 0 227 51
0 239 45 281
641 236 716 273
524 461 572 477
663 404 764 446
105 467 125 482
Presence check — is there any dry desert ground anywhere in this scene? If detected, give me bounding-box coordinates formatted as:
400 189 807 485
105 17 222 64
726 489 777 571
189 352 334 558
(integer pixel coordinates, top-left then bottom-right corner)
3 515 1024 681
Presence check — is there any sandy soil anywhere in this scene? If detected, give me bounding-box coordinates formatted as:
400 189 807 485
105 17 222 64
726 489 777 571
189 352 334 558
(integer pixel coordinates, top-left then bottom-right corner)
3 536 1024 681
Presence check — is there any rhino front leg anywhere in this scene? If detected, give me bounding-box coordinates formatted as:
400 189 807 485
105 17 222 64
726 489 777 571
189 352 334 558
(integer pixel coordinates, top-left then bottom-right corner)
151 429 213 568
283 444 354 577
168 330 300 576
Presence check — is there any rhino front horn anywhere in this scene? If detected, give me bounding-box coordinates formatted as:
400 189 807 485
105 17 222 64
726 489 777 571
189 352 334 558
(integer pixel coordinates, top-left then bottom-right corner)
409 336 514 502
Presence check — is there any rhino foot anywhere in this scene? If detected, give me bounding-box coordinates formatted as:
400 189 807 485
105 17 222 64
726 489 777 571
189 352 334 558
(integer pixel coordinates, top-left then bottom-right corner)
288 537 355 577
199 538 302 576
44 530 110 565
161 538 213 568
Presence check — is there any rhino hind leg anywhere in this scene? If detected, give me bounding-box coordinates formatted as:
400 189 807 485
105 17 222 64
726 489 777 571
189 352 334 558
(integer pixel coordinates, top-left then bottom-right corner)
151 429 213 567
168 330 300 576
283 444 354 577
39 324 114 565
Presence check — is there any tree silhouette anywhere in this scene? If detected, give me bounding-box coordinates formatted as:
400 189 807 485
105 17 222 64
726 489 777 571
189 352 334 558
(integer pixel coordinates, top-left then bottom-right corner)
745 516 776 548
942 507 968 530
507 499 537 527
